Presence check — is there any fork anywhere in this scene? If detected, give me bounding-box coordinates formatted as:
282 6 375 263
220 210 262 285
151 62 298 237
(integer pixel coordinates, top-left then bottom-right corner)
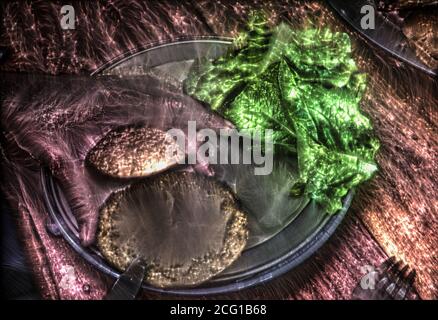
352 256 417 300
104 258 147 300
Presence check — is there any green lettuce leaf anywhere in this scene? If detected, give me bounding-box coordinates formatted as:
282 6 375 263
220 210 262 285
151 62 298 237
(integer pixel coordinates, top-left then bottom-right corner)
184 13 379 214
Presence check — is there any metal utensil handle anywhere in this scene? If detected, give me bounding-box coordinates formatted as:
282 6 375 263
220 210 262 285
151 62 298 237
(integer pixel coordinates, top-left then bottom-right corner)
104 258 147 300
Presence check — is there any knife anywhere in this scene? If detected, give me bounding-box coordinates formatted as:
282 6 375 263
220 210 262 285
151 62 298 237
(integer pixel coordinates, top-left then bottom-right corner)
326 0 437 77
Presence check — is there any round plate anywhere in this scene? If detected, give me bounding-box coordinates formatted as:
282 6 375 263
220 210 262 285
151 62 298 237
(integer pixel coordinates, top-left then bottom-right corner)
41 39 351 295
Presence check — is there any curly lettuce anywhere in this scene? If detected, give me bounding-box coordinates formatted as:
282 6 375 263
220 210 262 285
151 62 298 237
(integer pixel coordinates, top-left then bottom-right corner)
184 14 379 214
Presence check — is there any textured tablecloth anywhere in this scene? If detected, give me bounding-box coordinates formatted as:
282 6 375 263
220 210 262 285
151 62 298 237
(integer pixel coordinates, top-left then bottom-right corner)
1 0 436 299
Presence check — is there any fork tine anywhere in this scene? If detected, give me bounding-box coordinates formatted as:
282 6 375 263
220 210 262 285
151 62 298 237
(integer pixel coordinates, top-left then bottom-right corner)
375 272 391 298
378 256 396 273
374 257 396 292
388 264 410 299
406 269 416 286
397 264 410 279
392 264 409 287
386 259 402 280
404 269 417 294
394 268 416 300
376 260 402 299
